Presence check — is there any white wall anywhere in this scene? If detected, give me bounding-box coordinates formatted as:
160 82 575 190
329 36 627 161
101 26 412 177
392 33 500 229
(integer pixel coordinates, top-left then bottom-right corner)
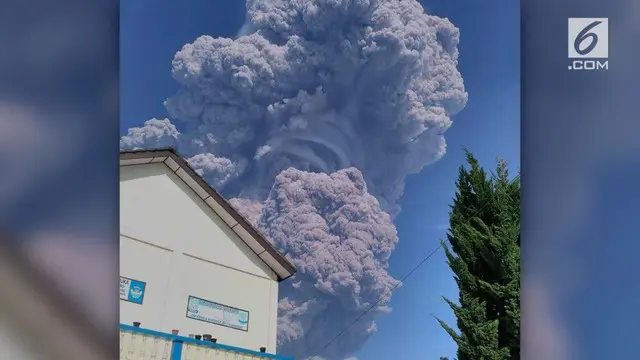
119 163 280 353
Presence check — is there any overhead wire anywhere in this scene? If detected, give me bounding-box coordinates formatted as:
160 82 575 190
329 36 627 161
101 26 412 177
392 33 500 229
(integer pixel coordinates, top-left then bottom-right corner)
310 196 501 357
311 243 444 356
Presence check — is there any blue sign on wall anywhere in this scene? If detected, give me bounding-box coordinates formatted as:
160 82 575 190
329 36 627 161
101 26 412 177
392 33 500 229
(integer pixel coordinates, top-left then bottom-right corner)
120 276 146 305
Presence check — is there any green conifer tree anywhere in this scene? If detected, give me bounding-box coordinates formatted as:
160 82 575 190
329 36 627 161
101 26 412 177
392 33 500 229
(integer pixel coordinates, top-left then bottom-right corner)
436 150 520 360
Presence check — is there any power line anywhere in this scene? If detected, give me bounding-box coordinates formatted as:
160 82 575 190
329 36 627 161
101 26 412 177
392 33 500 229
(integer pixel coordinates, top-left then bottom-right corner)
310 197 499 357
311 243 443 356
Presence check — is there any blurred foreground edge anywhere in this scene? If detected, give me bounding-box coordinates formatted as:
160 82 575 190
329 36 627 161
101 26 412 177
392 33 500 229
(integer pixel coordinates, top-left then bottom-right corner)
0 232 114 360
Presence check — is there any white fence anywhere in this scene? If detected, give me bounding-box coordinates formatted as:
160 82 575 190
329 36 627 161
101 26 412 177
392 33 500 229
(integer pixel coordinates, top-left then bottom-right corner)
119 324 292 360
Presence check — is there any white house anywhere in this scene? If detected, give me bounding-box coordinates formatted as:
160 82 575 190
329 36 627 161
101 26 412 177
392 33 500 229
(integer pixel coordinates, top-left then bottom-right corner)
119 148 296 354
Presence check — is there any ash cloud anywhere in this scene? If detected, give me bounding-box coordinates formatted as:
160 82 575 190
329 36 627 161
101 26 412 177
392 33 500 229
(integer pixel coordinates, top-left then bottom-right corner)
228 197 263 225
119 118 180 150
122 0 467 358
256 168 399 359
163 0 467 214
187 153 246 190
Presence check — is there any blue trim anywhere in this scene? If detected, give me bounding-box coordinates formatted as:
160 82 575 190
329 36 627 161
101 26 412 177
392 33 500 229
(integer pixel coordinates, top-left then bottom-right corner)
119 324 294 360
170 340 183 360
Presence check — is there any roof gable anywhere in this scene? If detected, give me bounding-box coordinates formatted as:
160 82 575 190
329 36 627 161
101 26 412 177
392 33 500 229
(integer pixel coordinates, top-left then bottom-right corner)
120 148 295 282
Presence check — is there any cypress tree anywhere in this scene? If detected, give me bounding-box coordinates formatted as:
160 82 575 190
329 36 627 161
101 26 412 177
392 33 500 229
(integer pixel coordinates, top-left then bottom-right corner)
436 150 520 360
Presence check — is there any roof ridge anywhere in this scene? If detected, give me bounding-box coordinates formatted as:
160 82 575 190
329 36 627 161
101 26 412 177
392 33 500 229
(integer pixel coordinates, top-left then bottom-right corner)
119 149 296 282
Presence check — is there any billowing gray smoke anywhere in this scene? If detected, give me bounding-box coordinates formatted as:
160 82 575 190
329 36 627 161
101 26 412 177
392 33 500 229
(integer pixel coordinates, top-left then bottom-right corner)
255 167 399 359
121 0 467 358
162 0 467 214
120 118 180 150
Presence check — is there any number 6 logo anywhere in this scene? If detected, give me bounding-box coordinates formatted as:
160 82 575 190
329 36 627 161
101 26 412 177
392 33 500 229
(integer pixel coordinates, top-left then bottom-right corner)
574 21 602 56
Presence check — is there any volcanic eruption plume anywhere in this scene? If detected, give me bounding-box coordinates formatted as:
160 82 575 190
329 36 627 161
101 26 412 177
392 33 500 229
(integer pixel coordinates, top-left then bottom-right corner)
121 0 467 358
257 167 400 359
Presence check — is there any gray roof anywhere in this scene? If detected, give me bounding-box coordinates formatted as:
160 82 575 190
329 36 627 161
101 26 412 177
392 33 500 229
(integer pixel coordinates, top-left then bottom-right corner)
120 148 296 282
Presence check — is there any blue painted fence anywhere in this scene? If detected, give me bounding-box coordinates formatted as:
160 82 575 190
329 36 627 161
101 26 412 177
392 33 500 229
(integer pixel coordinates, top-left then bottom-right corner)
119 324 294 360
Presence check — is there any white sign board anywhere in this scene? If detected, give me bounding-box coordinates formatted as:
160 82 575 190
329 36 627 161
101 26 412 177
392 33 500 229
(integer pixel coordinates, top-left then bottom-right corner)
186 296 249 331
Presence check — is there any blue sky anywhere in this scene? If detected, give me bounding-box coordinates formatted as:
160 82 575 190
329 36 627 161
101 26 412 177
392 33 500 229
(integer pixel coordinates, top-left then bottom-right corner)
120 0 520 359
